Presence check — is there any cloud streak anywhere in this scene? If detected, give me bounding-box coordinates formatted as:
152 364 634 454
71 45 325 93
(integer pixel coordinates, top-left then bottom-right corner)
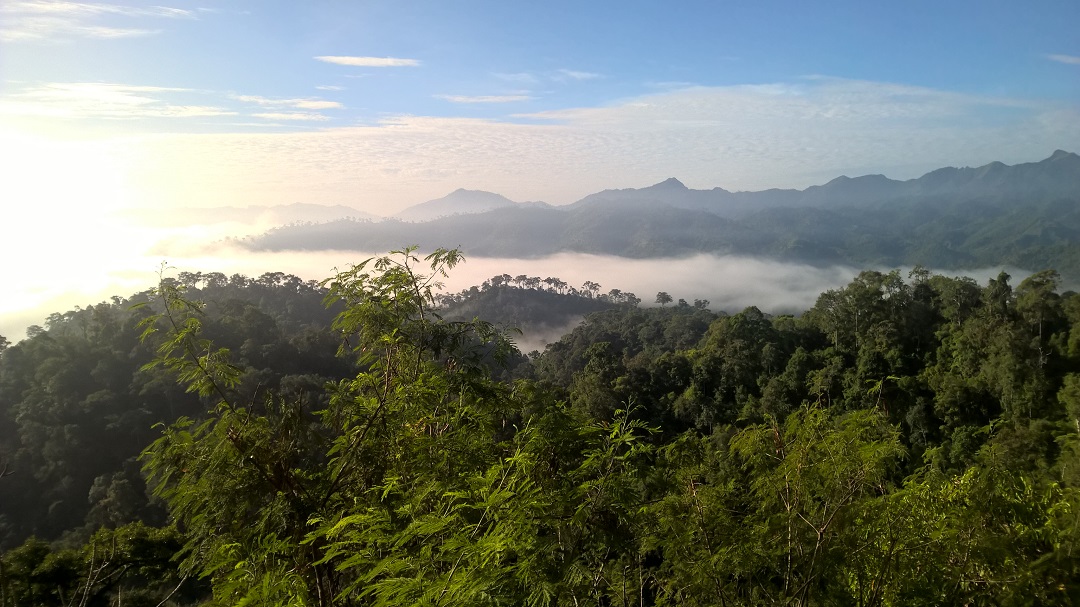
494 70 601 85
1 1 194 41
556 69 601 81
0 82 234 118
493 72 539 84
2 1 194 19
252 112 330 121
234 95 343 110
314 56 420 67
435 94 532 103
1046 54 1080 65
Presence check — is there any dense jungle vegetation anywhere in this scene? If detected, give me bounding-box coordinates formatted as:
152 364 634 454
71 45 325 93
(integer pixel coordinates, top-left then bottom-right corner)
2 248 1080 606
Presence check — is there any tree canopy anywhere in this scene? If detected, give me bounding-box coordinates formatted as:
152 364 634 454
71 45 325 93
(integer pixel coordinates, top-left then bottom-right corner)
2 253 1080 605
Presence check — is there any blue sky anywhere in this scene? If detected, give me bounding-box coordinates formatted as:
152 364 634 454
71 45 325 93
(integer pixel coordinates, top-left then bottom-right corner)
0 0 1078 340
3 0 1079 135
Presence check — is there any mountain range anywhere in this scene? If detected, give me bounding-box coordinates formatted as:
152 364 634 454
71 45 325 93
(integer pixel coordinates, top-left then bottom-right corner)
240 151 1080 281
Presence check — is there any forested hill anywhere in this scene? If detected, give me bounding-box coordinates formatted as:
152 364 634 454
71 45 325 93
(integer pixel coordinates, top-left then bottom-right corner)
0 272 351 548
2 251 1080 605
242 151 1080 280
0 267 606 550
436 274 635 353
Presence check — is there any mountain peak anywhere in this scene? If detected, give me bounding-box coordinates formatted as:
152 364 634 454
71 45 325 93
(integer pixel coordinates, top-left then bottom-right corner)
1048 149 1077 162
447 187 497 198
649 177 687 190
395 188 515 222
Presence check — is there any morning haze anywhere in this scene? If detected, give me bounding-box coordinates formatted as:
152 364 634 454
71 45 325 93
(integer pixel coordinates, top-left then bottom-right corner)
3 151 1075 342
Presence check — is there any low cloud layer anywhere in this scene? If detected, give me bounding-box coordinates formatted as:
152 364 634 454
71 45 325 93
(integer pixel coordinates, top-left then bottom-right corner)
438 253 861 316
1 247 856 343
0 211 1033 345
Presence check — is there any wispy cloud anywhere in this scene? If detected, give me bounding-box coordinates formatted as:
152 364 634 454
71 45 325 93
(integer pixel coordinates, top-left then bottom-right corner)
1046 54 1080 65
314 56 420 67
0 82 233 118
316 85 345 91
645 81 698 90
555 69 601 81
252 112 330 121
233 95 343 110
2 21 158 41
291 100 340 110
1 1 194 41
492 69 599 87
3 1 194 18
435 94 532 104
493 72 539 84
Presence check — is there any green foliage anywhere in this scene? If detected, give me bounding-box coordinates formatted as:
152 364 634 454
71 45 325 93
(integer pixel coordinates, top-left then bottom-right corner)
7 250 1080 606
0 523 196 607
139 248 537 605
136 277 243 403
728 408 903 604
0 268 352 549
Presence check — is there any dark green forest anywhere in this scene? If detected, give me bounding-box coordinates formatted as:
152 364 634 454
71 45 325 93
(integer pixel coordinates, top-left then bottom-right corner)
2 248 1080 605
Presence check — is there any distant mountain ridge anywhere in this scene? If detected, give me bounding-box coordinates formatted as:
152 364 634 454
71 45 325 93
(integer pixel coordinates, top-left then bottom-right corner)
395 189 531 222
243 151 1080 281
567 150 1080 217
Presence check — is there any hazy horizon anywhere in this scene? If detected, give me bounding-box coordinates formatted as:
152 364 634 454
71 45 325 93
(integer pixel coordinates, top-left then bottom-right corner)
105 147 1078 218
0 214 1041 344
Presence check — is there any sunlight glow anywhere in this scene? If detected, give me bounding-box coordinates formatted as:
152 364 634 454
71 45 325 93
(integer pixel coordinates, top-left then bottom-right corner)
0 129 146 323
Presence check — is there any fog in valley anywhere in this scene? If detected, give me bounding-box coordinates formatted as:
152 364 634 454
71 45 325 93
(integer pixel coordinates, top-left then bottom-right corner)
0 213 1033 346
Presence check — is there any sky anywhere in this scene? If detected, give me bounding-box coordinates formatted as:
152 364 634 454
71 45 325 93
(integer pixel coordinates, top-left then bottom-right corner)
0 0 1078 340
